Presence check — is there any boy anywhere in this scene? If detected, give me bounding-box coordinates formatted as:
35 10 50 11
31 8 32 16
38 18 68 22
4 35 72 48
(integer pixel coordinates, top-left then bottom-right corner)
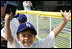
5 10 71 48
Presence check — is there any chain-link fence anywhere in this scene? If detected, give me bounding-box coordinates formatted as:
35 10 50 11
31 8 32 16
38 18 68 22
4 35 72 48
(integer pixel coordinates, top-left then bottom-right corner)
28 14 71 48
16 10 71 48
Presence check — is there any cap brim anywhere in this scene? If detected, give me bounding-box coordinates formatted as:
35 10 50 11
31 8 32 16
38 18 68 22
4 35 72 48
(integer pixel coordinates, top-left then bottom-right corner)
17 27 37 35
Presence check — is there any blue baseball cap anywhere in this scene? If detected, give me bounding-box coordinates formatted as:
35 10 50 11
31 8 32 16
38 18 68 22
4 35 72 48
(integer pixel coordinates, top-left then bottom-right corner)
17 22 37 35
1 1 6 6
14 14 27 23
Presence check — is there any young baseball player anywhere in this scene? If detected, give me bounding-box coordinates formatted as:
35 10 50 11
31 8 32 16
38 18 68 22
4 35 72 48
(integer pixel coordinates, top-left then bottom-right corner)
5 10 71 48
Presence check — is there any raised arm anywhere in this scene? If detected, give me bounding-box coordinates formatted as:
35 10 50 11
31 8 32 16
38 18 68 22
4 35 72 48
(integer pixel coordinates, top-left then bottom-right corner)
54 10 71 38
5 13 13 44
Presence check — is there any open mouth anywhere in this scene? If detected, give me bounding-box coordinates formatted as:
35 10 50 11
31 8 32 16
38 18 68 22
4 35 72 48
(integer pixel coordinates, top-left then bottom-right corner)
23 41 32 46
24 40 31 43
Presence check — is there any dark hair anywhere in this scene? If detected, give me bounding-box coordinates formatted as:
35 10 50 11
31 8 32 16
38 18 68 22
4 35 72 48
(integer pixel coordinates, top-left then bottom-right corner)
17 27 37 35
14 14 19 18
19 18 27 23
1 5 4 7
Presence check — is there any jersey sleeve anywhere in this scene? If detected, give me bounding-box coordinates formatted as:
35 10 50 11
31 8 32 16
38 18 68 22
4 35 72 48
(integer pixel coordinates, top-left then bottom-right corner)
1 27 7 40
1 18 19 40
48 31 56 47
10 18 19 41
34 31 56 48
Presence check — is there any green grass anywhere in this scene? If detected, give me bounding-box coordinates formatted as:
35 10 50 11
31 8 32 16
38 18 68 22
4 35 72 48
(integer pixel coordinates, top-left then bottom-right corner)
34 38 38 42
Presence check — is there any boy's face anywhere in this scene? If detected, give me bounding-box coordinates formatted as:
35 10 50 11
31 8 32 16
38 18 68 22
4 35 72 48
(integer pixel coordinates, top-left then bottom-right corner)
1 6 5 18
17 29 36 47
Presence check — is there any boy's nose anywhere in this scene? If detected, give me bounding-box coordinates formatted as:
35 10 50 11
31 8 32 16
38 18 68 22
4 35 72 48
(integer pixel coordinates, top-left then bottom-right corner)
24 37 29 40
24 37 30 42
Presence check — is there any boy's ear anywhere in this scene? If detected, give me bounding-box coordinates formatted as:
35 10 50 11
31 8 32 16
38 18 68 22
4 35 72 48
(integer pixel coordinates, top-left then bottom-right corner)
17 36 20 41
34 35 36 38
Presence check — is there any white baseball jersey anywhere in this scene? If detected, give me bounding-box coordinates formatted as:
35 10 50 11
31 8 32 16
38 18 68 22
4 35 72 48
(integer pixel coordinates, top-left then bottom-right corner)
1 18 19 40
7 31 56 48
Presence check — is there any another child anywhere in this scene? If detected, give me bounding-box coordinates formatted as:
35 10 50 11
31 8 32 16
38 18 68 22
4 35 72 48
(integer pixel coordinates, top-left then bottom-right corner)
1 14 27 48
22 1 32 23
5 10 71 48
1 14 27 41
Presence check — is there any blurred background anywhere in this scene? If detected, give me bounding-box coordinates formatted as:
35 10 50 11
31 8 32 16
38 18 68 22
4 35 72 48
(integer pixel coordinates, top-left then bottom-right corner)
16 1 71 11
